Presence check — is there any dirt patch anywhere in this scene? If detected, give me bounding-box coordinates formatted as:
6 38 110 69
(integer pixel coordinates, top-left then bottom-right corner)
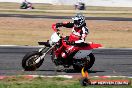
0 17 132 48
88 20 132 31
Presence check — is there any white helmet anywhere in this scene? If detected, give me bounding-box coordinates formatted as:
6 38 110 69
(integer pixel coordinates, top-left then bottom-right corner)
72 13 85 28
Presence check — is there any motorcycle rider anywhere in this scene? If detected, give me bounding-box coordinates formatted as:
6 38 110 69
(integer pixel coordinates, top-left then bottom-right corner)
52 13 89 59
20 0 34 9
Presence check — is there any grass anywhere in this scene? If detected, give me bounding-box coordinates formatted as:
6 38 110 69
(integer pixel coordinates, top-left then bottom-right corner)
0 76 132 88
0 76 131 88
0 77 76 88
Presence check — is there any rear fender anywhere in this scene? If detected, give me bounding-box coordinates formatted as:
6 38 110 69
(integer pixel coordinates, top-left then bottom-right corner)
74 42 102 59
79 42 102 50
89 42 102 49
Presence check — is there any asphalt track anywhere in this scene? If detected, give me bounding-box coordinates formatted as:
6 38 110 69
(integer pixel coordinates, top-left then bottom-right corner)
0 13 132 21
0 46 132 77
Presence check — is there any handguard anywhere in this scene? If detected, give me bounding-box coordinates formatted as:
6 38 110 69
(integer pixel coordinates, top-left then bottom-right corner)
38 41 51 47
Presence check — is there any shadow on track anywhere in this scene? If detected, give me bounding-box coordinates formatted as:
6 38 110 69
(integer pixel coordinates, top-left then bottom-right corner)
37 69 105 74
65 69 105 73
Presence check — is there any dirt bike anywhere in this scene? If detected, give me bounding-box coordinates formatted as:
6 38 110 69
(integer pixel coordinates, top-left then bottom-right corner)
22 28 102 72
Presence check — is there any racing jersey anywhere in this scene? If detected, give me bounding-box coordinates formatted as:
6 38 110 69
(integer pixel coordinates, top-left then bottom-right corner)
52 22 89 43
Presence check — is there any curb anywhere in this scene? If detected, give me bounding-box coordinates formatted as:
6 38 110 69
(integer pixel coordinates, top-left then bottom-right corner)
92 76 132 79
0 75 73 80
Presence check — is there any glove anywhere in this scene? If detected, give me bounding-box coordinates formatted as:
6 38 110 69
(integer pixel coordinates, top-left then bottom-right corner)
52 24 60 32
56 23 63 28
53 28 59 32
66 41 75 45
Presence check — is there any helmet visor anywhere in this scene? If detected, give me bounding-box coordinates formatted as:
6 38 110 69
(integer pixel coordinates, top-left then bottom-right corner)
72 16 82 27
74 20 80 25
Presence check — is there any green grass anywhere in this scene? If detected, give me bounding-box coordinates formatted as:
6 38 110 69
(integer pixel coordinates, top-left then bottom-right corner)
0 77 131 88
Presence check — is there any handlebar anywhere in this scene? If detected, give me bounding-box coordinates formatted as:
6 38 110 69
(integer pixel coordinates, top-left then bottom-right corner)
52 24 60 32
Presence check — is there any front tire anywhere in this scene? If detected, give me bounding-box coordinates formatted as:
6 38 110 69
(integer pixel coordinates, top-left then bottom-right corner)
22 51 43 71
73 53 95 72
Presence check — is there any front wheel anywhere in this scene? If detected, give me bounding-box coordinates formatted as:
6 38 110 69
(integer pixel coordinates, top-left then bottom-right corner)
73 53 95 72
22 51 44 71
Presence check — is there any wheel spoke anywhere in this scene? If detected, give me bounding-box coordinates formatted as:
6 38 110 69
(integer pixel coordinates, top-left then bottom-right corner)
26 55 39 66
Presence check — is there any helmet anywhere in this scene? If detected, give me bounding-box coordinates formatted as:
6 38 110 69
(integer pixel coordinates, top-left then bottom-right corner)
72 13 85 28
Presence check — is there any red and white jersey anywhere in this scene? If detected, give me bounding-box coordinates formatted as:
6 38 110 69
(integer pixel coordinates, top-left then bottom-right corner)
52 22 89 43
70 26 89 43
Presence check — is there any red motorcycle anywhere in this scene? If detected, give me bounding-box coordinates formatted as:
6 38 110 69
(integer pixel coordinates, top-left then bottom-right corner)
22 28 102 71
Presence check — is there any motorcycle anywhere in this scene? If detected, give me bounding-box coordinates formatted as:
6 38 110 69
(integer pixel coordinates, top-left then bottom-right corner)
20 2 34 9
22 28 102 72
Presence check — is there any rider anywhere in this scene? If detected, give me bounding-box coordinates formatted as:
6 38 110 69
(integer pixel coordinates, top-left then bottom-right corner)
21 0 34 9
52 13 89 59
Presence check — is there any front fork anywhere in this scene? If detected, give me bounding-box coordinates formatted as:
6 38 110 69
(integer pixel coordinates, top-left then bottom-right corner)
35 45 55 63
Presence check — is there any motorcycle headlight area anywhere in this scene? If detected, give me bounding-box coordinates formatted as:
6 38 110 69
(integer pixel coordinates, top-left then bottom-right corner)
49 40 54 46
50 32 60 42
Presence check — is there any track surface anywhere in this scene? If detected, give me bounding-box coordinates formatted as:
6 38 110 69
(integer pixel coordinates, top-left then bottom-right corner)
0 46 131 76
0 14 132 21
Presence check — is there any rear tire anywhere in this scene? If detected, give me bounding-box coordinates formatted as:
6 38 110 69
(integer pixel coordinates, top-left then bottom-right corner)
22 51 43 71
73 53 95 72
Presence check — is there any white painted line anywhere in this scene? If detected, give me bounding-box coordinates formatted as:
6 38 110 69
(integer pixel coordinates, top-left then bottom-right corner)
27 75 73 79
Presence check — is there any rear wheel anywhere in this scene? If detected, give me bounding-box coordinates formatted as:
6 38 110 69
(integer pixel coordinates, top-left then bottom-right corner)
73 53 95 72
22 51 43 71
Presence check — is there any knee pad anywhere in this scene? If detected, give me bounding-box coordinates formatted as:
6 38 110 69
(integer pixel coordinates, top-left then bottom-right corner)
61 52 67 59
